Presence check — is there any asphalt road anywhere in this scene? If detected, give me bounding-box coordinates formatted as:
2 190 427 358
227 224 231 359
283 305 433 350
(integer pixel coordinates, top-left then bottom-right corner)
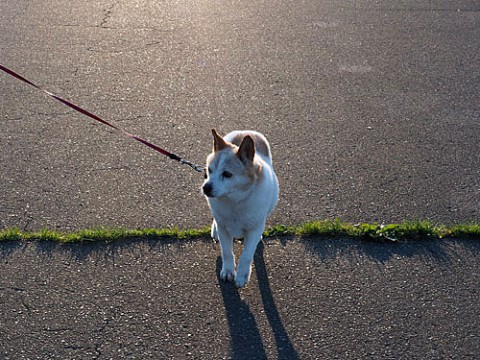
1 1 480 359
1 237 480 359
1 0 479 230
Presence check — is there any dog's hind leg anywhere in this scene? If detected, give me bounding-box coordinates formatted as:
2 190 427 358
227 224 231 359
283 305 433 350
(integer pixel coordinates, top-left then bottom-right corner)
211 220 219 241
235 227 264 288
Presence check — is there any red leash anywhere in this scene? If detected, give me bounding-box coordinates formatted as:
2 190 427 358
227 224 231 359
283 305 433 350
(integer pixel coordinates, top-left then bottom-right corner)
0 64 204 173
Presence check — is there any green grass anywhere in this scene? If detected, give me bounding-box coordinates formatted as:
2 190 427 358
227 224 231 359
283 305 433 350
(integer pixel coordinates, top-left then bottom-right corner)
0 226 210 243
1 220 479 243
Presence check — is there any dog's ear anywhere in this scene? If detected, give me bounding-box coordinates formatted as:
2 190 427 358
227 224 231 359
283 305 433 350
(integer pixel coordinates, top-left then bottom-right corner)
237 135 255 165
212 129 229 152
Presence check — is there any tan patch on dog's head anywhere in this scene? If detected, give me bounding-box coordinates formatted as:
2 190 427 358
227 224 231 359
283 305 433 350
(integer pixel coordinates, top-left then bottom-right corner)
228 132 271 159
234 135 262 179
212 129 233 152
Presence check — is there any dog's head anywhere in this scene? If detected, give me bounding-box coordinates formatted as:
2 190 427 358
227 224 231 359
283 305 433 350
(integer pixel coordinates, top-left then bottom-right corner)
202 129 262 200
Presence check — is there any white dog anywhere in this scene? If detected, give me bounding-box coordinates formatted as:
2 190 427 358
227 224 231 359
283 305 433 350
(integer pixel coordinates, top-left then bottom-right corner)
202 129 279 288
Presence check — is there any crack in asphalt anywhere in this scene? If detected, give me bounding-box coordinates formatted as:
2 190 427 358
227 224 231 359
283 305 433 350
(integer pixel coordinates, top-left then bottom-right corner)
99 2 116 29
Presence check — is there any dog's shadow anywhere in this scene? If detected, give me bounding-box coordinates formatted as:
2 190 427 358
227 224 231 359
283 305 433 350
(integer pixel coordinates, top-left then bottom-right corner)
217 242 299 360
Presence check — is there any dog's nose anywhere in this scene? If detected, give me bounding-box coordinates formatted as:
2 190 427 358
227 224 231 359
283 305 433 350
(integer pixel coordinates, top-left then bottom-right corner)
202 183 214 197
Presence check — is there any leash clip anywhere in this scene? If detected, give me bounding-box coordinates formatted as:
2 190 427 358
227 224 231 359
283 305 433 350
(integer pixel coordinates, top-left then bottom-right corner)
180 158 205 173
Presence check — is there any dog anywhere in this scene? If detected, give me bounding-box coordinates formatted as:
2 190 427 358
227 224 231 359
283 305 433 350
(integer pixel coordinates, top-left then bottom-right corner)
202 129 279 288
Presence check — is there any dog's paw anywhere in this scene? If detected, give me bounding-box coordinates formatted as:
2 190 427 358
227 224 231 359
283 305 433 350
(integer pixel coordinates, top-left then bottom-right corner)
235 267 251 288
220 269 236 283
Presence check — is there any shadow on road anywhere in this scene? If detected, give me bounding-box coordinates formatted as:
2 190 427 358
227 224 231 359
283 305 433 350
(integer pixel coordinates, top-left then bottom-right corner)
217 242 299 360
0 240 23 258
254 242 299 360
301 236 480 264
30 237 187 262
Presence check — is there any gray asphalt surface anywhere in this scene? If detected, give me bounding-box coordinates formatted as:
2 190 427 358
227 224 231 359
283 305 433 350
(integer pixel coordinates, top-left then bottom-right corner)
1 238 480 359
1 0 480 359
1 0 479 230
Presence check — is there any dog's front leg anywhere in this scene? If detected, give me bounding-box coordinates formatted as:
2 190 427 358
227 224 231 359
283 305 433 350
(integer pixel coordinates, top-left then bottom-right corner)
217 225 236 282
235 228 264 288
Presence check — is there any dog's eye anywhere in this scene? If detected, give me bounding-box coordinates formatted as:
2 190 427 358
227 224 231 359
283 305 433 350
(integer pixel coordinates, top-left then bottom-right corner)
222 171 233 179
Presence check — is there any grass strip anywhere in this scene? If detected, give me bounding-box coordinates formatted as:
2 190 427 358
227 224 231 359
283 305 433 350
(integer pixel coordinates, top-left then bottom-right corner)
0 226 210 243
0 220 479 243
